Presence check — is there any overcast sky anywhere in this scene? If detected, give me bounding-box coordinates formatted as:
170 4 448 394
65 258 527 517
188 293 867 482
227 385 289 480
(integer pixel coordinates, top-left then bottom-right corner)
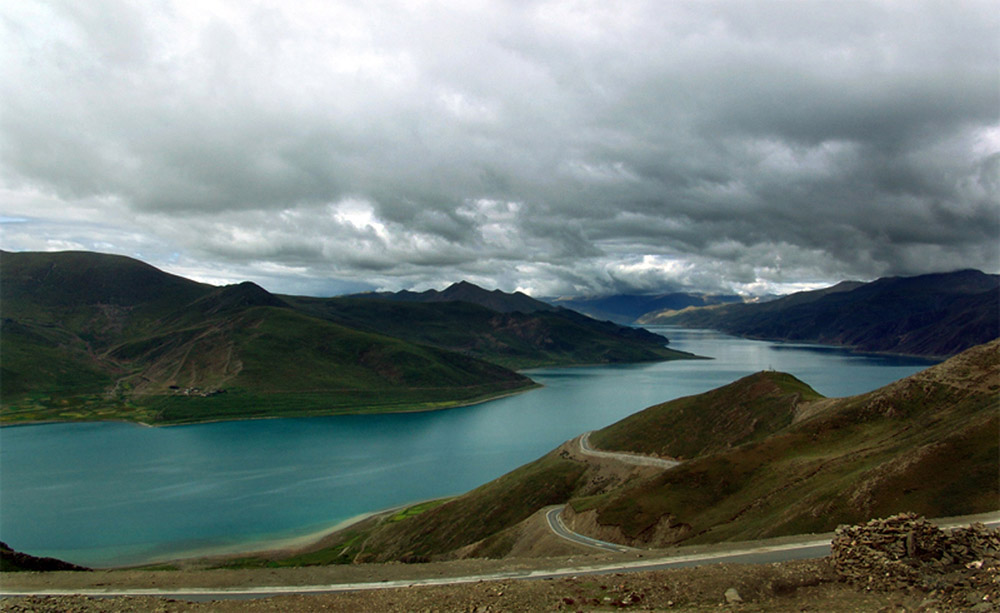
2 0 997 297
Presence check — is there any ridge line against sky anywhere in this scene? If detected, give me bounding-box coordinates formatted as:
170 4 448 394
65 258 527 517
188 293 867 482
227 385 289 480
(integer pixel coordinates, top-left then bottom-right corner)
1 0 998 298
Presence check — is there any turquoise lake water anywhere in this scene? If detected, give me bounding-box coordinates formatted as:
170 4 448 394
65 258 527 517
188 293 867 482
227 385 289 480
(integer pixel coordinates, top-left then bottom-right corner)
0 327 937 567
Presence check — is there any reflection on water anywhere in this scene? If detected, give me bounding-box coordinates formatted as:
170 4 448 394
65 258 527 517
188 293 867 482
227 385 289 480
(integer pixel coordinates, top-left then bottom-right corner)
0 327 938 567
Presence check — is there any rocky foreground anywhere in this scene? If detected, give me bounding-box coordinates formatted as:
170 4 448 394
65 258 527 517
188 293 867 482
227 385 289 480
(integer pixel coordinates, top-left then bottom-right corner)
2 514 997 612
831 514 999 611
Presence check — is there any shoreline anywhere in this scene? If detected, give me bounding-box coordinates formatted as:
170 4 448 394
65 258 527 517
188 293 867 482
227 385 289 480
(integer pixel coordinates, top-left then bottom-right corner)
0 383 543 429
643 325 947 362
126 516 376 569
0 343 712 429
0 346 707 429
128 496 453 570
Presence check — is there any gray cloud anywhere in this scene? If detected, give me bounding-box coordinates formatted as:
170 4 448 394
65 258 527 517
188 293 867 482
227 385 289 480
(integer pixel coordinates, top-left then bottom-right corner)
1 0 997 297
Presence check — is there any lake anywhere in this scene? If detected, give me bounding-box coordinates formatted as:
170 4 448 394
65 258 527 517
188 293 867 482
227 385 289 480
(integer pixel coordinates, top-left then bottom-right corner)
0 327 938 567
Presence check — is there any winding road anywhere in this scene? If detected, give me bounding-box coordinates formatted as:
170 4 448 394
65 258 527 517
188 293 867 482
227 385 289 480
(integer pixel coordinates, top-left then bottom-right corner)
541 431 682 553
5 425 995 603
544 505 636 553
577 431 682 469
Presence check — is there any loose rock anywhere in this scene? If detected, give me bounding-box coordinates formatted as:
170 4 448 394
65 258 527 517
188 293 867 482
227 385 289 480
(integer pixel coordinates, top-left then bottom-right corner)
724 587 743 603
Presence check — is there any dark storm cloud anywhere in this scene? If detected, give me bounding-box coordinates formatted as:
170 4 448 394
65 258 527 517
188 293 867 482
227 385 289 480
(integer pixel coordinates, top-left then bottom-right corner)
1 0 997 297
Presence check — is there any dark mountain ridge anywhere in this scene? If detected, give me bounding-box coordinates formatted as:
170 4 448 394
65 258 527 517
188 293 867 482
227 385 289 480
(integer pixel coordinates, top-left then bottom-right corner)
642 269 999 357
1 250 201 304
0 252 532 424
286 291 690 370
1 250 690 424
349 280 557 314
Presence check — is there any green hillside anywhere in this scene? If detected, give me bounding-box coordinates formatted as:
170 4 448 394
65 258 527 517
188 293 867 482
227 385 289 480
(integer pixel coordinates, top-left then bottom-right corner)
1 250 694 424
588 371 822 460
576 339 999 545
0 251 533 424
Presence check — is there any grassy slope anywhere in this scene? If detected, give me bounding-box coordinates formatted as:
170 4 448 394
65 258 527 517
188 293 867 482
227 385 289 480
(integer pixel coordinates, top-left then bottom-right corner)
578 339 999 545
358 452 588 562
588 371 822 460
135 307 533 424
2 304 533 425
1 252 533 424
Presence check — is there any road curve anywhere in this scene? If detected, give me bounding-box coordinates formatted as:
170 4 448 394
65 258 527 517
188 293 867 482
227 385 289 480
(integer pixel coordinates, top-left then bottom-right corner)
578 432 681 469
545 505 636 553
540 432 681 553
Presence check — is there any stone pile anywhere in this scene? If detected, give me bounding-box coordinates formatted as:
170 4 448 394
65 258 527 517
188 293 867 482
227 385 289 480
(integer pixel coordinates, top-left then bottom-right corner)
830 512 1000 608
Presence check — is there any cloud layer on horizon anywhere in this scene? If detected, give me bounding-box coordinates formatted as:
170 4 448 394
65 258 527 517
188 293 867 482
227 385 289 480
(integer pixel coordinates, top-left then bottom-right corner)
2 0 997 297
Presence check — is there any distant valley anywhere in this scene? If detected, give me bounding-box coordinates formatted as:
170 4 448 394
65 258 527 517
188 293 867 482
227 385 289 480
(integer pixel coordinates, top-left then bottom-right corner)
546 270 999 358
0 250 692 425
640 270 999 358
551 292 744 325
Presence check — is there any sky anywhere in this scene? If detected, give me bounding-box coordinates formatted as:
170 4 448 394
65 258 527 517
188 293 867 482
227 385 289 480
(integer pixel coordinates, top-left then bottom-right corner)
1 0 998 298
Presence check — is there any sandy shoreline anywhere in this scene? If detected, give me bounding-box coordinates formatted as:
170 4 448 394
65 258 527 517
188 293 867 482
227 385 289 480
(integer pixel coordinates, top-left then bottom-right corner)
130 517 371 568
129 496 451 569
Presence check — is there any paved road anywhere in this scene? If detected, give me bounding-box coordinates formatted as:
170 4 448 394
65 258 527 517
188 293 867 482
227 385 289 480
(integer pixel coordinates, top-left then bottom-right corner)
4 517 997 601
578 431 681 469
0 538 833 601
538 432 680 554
544 505 636 553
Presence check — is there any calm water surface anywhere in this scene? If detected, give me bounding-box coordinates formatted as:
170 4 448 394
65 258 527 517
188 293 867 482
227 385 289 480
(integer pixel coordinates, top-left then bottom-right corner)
0 328 936 567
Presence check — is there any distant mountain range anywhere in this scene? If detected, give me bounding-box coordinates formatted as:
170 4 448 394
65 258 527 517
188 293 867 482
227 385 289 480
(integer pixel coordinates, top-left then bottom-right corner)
641 270 999 358
305 285 685 370
350 280 558 314
550 292 743 324
0 251 691 425
259 338 997 564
